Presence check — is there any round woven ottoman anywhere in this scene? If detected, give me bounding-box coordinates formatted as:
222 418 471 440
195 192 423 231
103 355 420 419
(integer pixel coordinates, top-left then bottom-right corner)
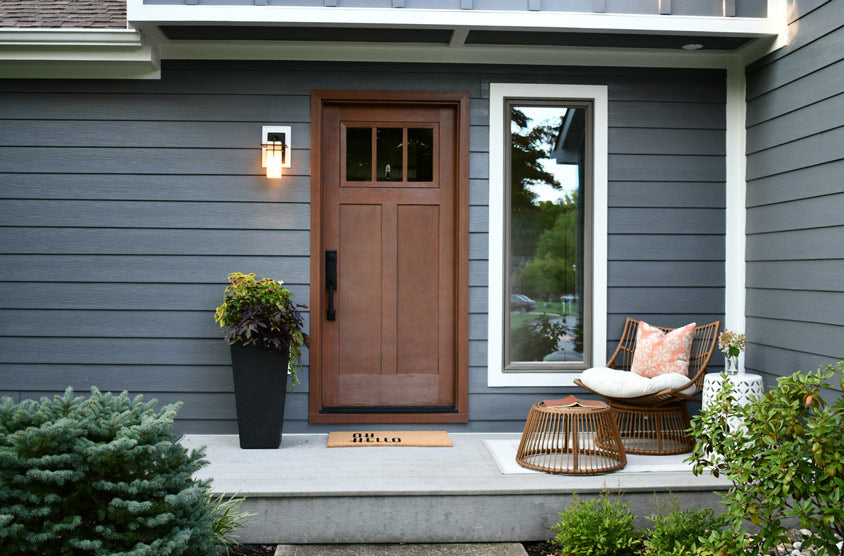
516 398 626 475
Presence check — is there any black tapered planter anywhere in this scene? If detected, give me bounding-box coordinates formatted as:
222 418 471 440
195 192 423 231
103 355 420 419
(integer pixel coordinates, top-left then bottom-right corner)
230 343 289 449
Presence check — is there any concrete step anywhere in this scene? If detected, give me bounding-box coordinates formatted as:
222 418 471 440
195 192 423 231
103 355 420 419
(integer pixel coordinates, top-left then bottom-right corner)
275 544 528 556
183 433 730 544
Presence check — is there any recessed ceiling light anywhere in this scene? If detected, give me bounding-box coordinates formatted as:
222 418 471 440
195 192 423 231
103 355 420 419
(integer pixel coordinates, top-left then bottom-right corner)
682 43 704 50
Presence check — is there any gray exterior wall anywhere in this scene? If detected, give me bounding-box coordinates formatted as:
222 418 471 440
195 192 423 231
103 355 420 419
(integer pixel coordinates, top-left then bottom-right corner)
0 62 725 433
744 0 844 391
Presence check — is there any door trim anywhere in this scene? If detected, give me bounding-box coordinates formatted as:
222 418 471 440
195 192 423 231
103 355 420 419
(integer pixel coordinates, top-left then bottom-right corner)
308 89 470 424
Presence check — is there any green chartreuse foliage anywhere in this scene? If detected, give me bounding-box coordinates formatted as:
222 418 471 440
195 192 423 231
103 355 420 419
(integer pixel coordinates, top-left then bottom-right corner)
644 503 729 556
550 492 641 556
214 272 309 389
0 388 225 556
688 361 844 556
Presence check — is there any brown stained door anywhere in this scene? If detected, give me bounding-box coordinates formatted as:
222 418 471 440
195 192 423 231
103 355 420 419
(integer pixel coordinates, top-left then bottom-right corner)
311 93 468 423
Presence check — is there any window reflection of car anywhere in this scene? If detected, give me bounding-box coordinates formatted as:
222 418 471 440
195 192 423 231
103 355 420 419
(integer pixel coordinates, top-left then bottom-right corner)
510 294 536 312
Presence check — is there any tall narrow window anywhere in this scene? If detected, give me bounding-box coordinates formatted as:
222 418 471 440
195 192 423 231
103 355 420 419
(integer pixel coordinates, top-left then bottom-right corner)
488 83 607 388
505 101 592 372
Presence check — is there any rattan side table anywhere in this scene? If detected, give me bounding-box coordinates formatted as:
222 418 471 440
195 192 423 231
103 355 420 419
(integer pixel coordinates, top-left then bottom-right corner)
516 397 627 475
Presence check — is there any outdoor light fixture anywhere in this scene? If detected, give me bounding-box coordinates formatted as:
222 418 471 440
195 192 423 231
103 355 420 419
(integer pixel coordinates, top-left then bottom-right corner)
261 125 292 179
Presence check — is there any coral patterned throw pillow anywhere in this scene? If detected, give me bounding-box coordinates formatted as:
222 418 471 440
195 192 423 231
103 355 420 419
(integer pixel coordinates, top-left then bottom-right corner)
630 321 696 378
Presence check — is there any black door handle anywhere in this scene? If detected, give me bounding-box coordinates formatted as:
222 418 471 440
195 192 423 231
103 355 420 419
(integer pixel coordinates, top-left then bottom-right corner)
325 250 337 321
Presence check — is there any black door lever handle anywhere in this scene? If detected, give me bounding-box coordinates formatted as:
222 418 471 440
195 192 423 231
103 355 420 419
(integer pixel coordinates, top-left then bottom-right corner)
325 250 337 321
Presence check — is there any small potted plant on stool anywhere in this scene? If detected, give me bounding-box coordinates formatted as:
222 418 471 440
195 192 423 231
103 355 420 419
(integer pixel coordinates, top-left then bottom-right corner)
214 272 308 449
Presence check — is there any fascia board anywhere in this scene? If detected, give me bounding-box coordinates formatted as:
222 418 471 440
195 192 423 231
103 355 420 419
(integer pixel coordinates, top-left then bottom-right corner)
0 29 160 79
128 3 777 38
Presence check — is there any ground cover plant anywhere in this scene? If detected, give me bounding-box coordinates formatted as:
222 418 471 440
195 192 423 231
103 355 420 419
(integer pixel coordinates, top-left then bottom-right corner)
689 361 844 555
0 388 245 555
550 492 641 556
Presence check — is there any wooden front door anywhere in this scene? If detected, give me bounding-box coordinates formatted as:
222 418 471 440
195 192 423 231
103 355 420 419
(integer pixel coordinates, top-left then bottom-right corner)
309 91 469 424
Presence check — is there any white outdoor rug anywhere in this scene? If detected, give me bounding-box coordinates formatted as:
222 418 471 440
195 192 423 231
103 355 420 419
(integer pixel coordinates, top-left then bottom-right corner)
483 439 693 475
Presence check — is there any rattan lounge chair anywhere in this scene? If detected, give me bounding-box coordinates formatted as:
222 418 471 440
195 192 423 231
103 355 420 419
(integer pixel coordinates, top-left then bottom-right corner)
574 317 720 455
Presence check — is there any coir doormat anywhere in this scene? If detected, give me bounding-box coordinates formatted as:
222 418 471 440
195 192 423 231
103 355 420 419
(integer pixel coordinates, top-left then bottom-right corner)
327 431 452 447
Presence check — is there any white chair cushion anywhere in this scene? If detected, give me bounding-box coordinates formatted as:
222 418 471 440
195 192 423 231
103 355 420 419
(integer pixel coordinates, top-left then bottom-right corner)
579 367 697 398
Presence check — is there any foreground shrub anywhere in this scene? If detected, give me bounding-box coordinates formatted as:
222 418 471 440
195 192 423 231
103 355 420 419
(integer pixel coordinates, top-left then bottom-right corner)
688 361 844 556
0 388 219 555
551 491 641 556
644 505 728 556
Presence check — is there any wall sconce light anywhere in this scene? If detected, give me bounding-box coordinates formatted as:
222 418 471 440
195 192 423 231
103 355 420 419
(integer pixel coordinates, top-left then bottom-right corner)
261 125 292 179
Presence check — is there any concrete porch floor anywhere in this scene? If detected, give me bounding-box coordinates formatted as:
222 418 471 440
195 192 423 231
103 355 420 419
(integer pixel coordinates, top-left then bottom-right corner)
181 433 731 544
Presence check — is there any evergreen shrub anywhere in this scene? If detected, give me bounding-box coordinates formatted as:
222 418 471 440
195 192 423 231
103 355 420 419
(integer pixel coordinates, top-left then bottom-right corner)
0 388 220 556
550 491 641 556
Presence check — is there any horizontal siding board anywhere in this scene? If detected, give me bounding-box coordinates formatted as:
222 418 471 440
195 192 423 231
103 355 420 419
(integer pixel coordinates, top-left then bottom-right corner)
468 393 550 421
0 364 234 392
608 182 724 208
0 283 310 310
746 344 842 390
608 155 725 182
469 179 489 206
749 0 841 70
0 121 312 149
746 317 844 359
746 93 844 154
469 152 489 180
745 126 844 180
746 159 844 206
746 289 844 326
608 234 723 261
745 61 844 127
469 232 488 260
469 125 489 152
608 287 723 313
608 208 725 235
747 226 844 262
0 93 312 122
0 200 310 230
0 310 313 339
746 193 844 234
608 128 725 156
0 228 310 256
608 101 725 130
746 25 844 99
0 338 230 365
469 286 488 314
608 261 725 287
746 260 844 291
469 206 488 233
607 314 723 341
0 392 20 402
0 174 312 203
469 338 486 366
0 255 311 284
0 147 311 176
469 313 487 340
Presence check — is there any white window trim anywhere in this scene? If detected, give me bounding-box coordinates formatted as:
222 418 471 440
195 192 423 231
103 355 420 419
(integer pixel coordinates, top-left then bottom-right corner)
487 83 607 388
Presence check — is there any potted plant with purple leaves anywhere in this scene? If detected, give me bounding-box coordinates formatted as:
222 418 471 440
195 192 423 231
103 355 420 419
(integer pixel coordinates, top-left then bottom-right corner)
214 272 308 449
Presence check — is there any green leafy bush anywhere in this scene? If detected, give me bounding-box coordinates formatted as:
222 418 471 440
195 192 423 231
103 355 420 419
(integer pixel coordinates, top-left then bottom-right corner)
214 272 309 387
644 505 728 556
688 361 844 556
551 492 641 556
0 388 221 556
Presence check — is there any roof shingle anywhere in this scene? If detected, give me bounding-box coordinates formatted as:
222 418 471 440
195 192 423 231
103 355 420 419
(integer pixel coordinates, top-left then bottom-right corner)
0 0 126 29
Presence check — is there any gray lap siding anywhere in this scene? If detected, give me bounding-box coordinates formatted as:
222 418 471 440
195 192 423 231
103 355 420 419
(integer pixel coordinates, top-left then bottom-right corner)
0 62 725 433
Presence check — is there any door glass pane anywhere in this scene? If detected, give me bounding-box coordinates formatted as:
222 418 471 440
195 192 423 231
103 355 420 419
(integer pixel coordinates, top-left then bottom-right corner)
407 128 434 182
346 127 372 181
377 127 403 181
508 105 586 365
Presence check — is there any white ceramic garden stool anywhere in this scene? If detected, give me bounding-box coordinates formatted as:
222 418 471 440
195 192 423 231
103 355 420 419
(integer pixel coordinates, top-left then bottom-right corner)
702 373 764 410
